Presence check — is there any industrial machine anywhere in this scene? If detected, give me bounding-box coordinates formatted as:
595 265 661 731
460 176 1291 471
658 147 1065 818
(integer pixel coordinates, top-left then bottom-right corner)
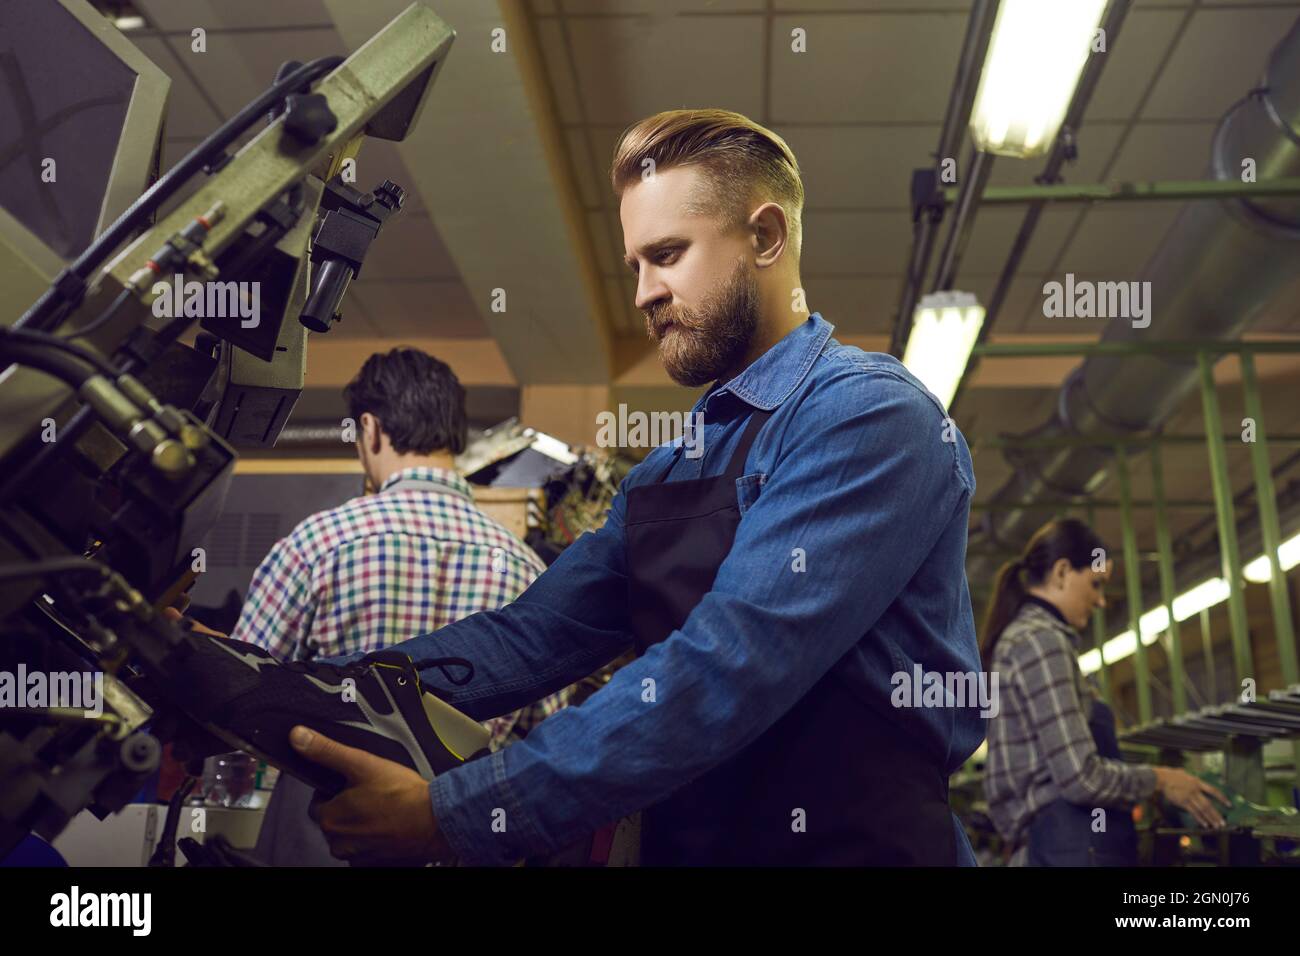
0 0 455 859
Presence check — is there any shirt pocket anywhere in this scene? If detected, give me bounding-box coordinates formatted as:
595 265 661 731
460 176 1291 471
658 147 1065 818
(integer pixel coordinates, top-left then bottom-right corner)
735 472 768 516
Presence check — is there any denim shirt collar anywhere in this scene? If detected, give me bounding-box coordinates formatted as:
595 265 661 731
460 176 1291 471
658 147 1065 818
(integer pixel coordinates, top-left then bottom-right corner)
699 313 833 414
379 465 473 501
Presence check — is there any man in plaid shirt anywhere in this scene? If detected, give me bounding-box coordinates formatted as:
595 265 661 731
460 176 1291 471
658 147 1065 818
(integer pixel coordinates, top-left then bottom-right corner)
231 348 571 751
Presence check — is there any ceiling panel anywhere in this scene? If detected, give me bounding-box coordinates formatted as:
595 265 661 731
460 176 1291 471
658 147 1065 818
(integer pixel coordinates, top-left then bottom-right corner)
803 276 904 335
960 206 1080 276
1104 122 1218 181
1086 9 1189 122
801 209 913 276
134 0 331 31
347 279 487 338
1141 8 1300 120
1053 202 1184 278
130 35 223 139
536 16 583 126
566 14 766 125
769 13 966 124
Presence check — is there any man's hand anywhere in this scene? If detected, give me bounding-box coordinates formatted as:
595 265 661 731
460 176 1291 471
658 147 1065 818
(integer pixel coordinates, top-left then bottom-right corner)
160 606 228 639
290 725 456 866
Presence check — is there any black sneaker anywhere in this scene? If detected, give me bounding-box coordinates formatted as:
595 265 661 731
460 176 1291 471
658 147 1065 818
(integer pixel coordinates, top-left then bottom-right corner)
155 632 489 797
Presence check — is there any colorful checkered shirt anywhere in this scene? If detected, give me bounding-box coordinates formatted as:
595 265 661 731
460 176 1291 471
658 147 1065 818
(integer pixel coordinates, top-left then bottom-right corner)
231 466 571 750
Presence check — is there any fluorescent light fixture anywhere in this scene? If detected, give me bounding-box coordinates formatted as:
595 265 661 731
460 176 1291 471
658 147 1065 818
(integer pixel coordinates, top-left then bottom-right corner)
969 0 1109 159
113 15 146 31
1078 578 1231 675
901 291 985 409
1243 531 1300 583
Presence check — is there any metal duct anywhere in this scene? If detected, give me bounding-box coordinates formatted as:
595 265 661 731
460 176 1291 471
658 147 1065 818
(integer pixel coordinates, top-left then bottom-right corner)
971 16 1300 584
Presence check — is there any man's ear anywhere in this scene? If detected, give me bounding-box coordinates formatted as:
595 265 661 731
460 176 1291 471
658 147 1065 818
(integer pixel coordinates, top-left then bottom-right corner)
360 413 383 455
748 201 789 266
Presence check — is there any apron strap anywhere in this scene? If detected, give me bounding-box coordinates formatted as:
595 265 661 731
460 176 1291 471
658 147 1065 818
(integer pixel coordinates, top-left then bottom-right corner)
653 406 775 484
723 407 774 480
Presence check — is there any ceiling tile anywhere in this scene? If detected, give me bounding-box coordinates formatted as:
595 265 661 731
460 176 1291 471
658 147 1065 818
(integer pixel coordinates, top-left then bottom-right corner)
535 17 582 125
959 206 1081 275
560 1 765 12
1086 9 1189 122
803 276 903 335
1053 202 1184 278
363 213 461 282
134 0 331 32
566 15 765 125
1141 8 1300 120
801 209 912 276
770 12 968 124
590 210 619 274
1103 122 1218 182
130 35 223 139
569 128 604 208
172 27 342 120
963 275 1043 334
781 124 935 209
347 279 487 338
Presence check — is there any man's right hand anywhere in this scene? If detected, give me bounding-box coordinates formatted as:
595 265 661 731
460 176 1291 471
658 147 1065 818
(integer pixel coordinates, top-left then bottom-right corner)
1154 767 1231 829
161 606 228 639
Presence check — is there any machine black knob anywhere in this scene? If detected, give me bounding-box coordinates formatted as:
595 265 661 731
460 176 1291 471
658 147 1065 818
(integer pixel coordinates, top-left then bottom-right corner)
282 93 338 145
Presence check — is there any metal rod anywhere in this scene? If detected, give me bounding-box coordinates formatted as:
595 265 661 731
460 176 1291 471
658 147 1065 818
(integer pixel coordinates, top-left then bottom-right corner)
971 499 1216 510
1088 502 1112 707
1198 351 1254 687
948 0 1135 413
940 176 1300 205
1200 607 1217 704
1150 441 1186 716
973 433 1300 450
932 146 995 291
1115 445 1152 723
1240 352 1299 687
972 339 1300 357
890 0 1001 357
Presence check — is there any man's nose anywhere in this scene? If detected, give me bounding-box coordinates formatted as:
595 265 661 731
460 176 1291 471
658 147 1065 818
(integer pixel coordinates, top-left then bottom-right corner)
635 270 669 312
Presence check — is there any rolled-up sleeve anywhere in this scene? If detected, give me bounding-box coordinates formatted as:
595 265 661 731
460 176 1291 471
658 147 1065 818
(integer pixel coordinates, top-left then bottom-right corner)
430 366 971 864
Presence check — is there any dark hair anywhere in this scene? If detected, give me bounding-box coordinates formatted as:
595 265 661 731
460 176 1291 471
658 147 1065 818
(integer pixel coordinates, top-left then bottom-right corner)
978 517 1108 665
343 348 467 455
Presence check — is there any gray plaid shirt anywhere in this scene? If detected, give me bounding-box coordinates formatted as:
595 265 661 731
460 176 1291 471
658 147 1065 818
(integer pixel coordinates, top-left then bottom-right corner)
985 600 1157 849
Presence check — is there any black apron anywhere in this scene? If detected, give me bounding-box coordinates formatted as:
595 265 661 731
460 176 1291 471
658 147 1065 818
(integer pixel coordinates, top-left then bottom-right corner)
624 407 958 866
1026 697 1139 866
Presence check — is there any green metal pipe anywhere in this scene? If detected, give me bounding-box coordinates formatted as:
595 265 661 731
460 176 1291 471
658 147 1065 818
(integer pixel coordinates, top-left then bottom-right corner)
972 434 1300 450
1150 441 1186 715
1197 351 1254 687
1115 446 1152 723
972 340 1300 357
1087 502 1112 708
1239 352 1299 687
1200 607 1217 704
941 177 1300 205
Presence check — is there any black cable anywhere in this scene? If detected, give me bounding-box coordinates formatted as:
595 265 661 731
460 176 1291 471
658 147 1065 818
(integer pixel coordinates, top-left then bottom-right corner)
0 556 112 585
16 55 345 332
64 287 134 341
0 338 98 388
0 328 117 377
148 775 197 868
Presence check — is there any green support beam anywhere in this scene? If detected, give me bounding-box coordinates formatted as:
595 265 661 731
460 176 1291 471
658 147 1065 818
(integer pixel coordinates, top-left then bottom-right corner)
942 177 1300 206
1197 351 1254 688
1149 442 1186 716
1087 503 1112 708
1199 608 1217 704
1115 446 1152 723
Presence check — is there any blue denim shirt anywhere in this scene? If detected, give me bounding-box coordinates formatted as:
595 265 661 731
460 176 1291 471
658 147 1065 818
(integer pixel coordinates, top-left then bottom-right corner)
399 314 984 864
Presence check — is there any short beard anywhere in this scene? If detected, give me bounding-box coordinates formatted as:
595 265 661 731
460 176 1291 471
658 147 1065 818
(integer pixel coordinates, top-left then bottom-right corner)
644 260 761 388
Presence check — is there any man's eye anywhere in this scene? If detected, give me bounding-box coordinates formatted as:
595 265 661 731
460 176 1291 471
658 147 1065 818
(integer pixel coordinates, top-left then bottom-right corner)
656 249 678 264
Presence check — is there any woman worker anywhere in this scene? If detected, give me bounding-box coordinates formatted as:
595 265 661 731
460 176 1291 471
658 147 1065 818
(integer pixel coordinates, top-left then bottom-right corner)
982 517 1231 866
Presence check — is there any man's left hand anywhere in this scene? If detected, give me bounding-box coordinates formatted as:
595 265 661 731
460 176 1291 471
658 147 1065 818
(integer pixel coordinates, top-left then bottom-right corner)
290 725 455 866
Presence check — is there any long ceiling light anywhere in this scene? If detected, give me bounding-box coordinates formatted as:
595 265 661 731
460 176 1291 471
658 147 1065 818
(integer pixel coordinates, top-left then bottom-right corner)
969 0 1109 159
1079 578 1232 675
901 291 985 410
1243 531 1300 583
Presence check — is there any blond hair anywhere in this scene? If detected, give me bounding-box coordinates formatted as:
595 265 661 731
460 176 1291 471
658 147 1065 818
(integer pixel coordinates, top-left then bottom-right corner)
609 109 804 260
